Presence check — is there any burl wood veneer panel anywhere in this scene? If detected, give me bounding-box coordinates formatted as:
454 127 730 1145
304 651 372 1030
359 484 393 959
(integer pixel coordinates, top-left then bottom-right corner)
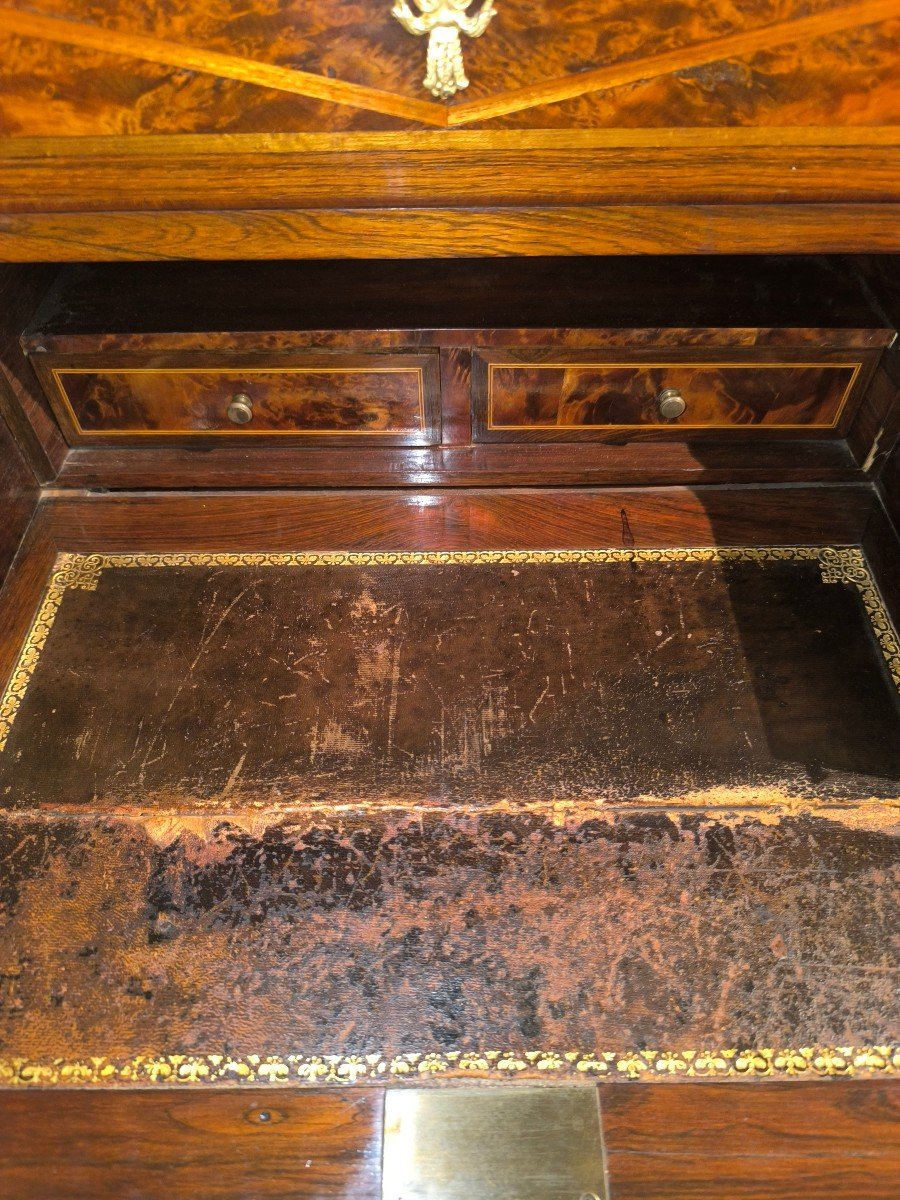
0 0 897 133
58 368 423 437
18 258 893 480
479 359 861 439
32 353 439 446
0 547 897 1086
1 5 899 259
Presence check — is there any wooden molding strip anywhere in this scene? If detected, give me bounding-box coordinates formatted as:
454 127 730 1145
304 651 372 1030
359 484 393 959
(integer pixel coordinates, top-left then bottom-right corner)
2 143 896 213
450 0 900 124
0 7 447 128
1 1 896 129
1 204 899 260
3 127 900 160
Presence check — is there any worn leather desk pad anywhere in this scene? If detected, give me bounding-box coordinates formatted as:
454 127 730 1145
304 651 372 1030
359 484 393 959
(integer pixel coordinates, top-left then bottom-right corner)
0 548 897 1086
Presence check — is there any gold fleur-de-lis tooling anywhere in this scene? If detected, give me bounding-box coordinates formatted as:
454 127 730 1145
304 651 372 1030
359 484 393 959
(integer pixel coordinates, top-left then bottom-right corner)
392 0 497 98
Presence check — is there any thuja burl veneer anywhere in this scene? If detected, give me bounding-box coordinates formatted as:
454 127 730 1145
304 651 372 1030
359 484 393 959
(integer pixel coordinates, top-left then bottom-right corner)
0 1 898 259
9 256 900 489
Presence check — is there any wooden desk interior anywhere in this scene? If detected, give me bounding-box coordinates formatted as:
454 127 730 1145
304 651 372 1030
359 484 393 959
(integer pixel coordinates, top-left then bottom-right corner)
0 251 898 1196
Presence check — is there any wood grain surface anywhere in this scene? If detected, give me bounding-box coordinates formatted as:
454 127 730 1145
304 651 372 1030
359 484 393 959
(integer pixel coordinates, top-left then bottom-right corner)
14 257 893 486
0 1089 384 1199
45 439 863 491
3 203 899 263
1 2 897 257
0 1082 896 1199
8 484 883 559
0 411 37 585
5 133 900 212
0 0 896 132
0 265 65 482
600 1080 900 1200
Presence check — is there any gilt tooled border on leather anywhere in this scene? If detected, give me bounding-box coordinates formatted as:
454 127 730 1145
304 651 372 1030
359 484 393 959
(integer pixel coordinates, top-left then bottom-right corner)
0 546 897 1087
2 546 897 756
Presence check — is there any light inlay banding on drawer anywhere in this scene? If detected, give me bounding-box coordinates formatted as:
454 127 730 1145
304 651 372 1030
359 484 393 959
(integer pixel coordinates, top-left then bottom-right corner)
31 351 442 446
474 353 865 443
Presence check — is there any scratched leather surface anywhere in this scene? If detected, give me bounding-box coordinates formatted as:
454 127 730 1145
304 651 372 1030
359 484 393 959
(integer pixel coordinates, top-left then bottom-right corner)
1 557 899 811
0 555 897 1065
0 808 897 1059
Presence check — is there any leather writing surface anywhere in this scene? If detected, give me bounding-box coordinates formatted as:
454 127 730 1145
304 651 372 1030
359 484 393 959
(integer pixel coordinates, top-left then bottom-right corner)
0 548 896 1084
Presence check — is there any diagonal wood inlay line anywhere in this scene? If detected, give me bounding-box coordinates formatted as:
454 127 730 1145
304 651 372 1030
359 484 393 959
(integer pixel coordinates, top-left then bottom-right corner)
1 0 896 129
450 0 900 124
0 7 447 127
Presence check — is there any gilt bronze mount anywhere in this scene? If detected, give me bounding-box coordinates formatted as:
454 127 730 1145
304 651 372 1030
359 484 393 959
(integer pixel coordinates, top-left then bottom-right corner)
392 0 497 98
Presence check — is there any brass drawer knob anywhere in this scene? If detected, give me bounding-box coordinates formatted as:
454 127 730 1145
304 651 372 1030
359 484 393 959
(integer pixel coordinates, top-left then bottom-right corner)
657 386 687 420
226 392 253 425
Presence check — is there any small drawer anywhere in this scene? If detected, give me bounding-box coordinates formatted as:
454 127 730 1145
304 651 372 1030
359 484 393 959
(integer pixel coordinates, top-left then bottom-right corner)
29 350 442 446
472 349 870 442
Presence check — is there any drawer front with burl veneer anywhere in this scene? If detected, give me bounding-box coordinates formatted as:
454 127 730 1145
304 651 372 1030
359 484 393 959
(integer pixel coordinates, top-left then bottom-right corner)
28 350 442 447
472 348 879 443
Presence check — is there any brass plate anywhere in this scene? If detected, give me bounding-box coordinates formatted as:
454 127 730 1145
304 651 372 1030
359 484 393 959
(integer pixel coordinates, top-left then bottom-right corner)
382 1086 607 1200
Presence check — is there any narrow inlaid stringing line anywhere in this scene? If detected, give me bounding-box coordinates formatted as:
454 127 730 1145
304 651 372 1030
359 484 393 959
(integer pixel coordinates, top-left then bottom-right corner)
1 546 898 754
0 1045 897 1088
50 365 429 439
485 360 863 432
0 7 445 126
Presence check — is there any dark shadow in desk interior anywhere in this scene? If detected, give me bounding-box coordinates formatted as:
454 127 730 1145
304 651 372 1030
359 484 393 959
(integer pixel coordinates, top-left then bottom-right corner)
668 253 900 790
712 551 900 783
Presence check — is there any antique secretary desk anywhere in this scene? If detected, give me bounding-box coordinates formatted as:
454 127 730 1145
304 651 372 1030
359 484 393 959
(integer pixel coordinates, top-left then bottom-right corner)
0 2 898 1197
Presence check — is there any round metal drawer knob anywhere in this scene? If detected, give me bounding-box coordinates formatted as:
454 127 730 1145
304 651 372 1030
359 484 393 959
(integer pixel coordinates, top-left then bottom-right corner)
226 392 254 425
656 386 687 420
